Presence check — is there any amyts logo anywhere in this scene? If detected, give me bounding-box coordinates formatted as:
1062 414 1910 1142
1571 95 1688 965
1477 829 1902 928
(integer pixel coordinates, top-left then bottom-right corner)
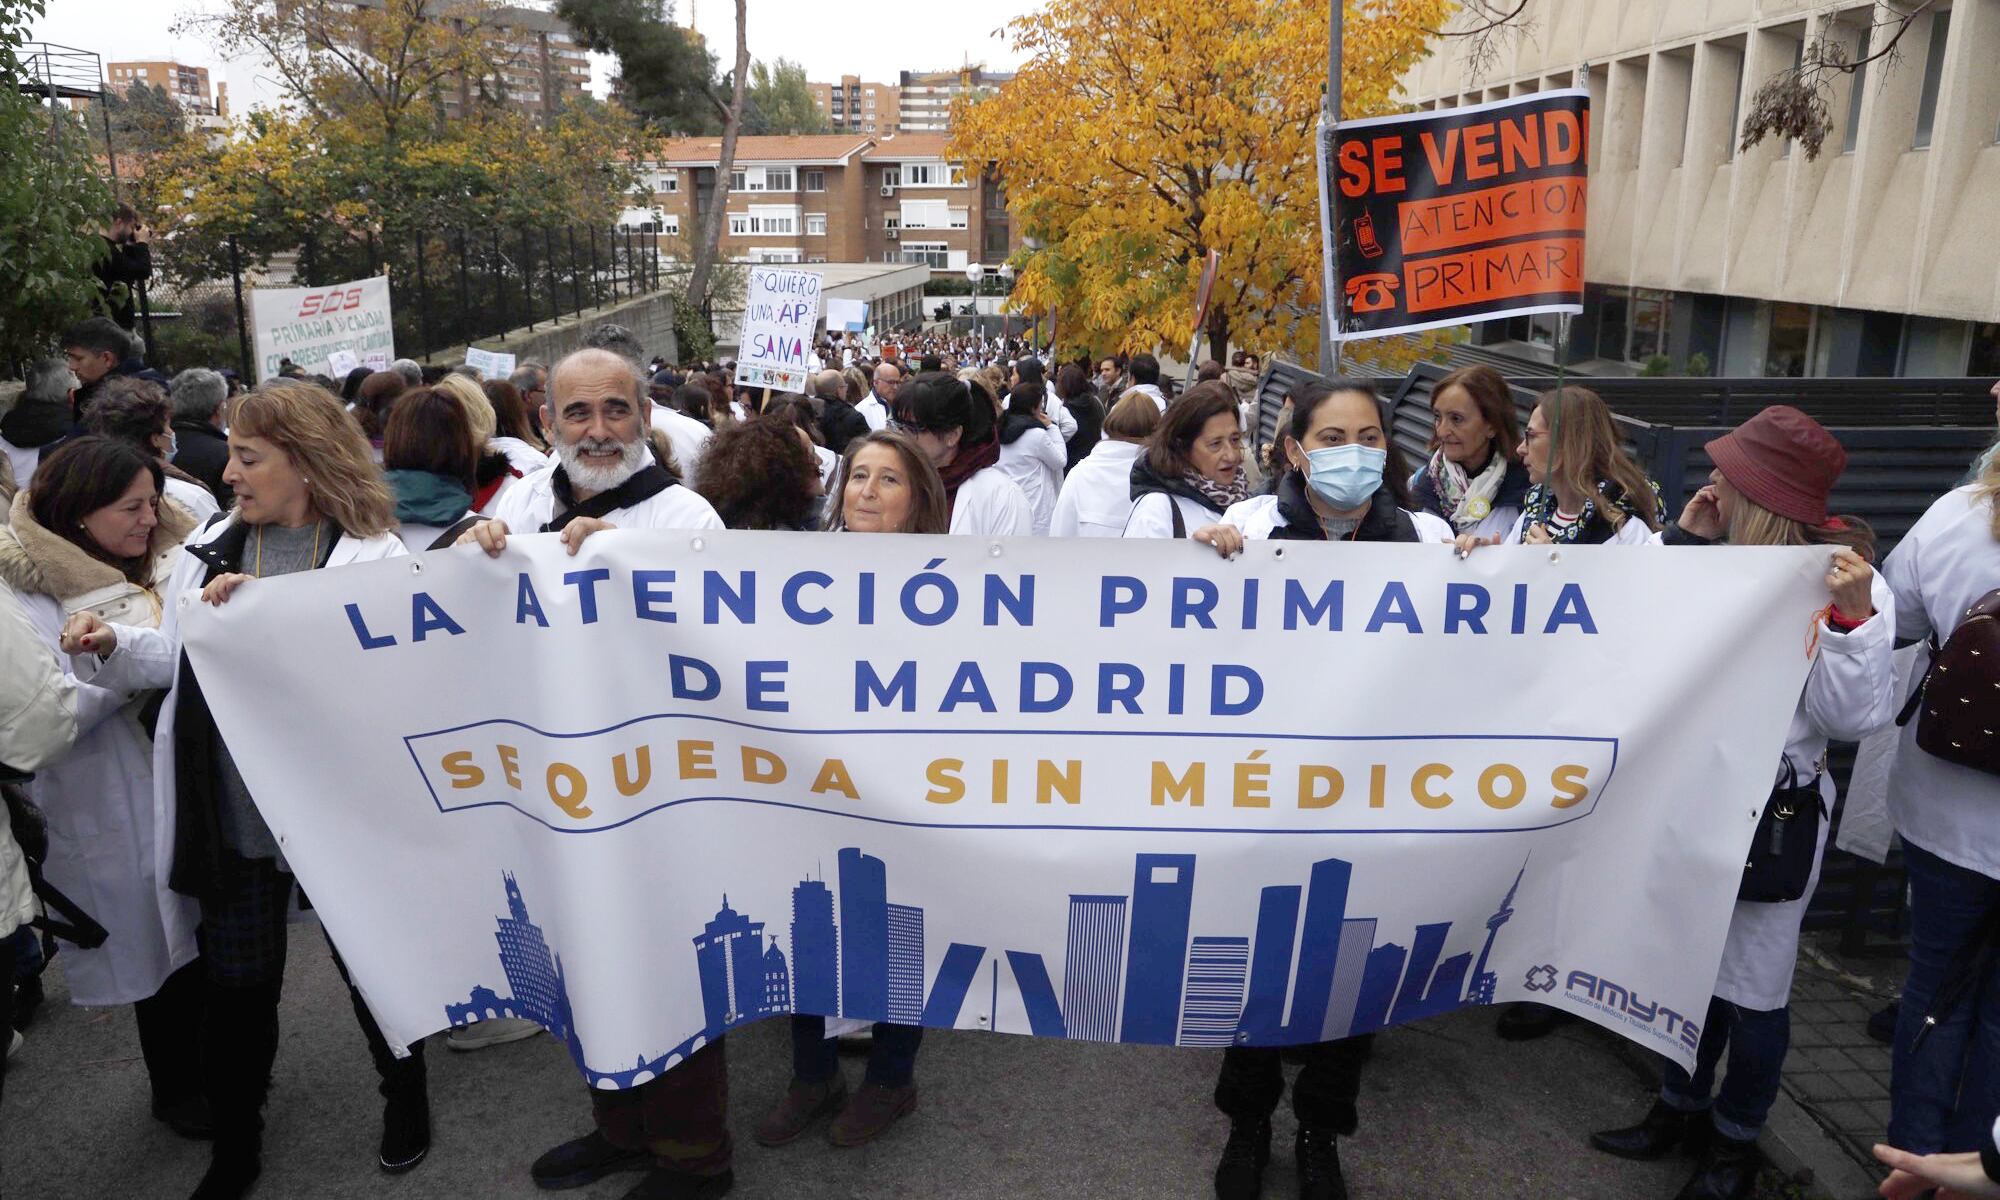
1523 964 1557 992
1559 969 1701 1050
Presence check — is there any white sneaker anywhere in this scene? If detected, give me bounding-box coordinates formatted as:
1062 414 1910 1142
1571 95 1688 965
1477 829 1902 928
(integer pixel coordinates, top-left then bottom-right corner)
446 1017 543 1051
6 1028 20 1060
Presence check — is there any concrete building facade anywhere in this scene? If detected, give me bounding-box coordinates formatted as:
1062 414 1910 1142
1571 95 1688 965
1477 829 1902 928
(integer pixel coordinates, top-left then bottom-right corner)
807 66 1016 135
1397 0 2000 377
621 133 1020 281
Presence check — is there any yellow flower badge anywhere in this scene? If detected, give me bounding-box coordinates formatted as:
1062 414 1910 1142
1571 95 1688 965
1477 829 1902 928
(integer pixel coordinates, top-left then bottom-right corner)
1467 497 1492 520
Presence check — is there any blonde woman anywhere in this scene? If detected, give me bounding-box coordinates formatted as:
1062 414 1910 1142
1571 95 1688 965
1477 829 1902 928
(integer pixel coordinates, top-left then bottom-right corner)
61 381 411 1198
1591 406 1894 1200
437 372 545 516
1495 385 1661 547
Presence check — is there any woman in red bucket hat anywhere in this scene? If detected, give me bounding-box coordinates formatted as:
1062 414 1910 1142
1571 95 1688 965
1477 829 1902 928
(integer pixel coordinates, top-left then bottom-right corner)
1587 405 1899 1200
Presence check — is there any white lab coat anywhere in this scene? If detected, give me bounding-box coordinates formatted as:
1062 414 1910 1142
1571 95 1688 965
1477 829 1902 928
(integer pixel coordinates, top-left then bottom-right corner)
948 466 1033 537
491 464 725 535
855 395 889 432
0 496 206 1005
1052 440 1144 538
1128 383 1168 414
1219 493 1454 543
1122 491 1224 539
489 436 551 478
1711 573 1897 1010
1043 383 1078 442
648 408 713 481
164 475 219 526
1502 508 1656 546
81 516 409 955
1882 485 2000 878
997 424 1067 536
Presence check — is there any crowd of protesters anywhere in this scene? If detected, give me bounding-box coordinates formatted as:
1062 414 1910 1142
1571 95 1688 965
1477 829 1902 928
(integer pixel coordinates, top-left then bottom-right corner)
0 304 1996 1200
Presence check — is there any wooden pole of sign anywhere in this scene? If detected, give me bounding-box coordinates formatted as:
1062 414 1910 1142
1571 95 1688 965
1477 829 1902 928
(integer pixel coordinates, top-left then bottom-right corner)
1321 0 1345 377
761 386 770 412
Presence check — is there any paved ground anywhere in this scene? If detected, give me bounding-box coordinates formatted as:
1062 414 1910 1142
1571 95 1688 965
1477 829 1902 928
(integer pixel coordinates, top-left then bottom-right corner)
1773 931 1905 1189
4 917 1861 1200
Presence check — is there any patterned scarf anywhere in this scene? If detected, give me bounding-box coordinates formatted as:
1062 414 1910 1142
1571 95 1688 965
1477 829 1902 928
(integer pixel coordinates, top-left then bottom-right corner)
1186 470 1250 514
1426 447 1510 533
1521 478 1662 543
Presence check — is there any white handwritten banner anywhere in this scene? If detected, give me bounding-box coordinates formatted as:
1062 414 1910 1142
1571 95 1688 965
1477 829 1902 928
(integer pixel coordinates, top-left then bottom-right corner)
734 268 822 392
183 535 1828 1078
248 275 395 384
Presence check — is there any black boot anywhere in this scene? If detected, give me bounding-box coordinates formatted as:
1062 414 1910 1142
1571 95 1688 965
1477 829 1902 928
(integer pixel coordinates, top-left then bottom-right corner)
1588 1101 1712 1161
1673 1133 1759 1200
1213 1117 1270 1200
190 982 280 1200
1295 1126 1347 1200
378 1070 431 1174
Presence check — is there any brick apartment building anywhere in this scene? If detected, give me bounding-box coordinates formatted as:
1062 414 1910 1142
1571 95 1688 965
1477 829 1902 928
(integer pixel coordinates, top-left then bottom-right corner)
621 132 1021 276
106 60 226 117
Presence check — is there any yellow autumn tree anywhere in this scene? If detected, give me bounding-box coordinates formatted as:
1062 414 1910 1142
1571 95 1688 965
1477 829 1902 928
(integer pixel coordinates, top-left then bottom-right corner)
953 0 1453 367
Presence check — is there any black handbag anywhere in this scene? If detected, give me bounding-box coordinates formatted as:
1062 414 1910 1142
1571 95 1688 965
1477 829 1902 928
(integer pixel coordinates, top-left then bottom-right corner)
4 774 110 949
1738 761 1824 904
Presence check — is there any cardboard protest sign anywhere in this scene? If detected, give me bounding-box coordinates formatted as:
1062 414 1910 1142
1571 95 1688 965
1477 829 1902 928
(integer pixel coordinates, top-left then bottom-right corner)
735 268 823 392
1322 90 1589 340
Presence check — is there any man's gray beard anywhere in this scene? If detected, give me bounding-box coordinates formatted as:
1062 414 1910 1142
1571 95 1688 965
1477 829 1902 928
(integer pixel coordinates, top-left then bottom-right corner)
555 434 650 494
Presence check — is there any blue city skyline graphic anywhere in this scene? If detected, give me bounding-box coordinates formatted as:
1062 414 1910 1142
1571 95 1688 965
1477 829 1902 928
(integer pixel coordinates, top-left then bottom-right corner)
448 851 1527 1087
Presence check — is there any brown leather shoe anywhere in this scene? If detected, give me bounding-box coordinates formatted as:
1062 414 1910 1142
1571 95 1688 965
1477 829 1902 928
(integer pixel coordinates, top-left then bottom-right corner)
753 1077 848 1147
827 1083 916 1148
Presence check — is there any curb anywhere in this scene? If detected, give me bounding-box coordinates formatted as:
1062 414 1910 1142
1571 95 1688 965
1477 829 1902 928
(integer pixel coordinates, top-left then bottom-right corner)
1761 1086 1884 1200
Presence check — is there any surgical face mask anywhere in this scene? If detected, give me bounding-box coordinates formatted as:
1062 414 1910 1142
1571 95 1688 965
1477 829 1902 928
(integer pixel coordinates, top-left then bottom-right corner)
163 430 178 461
1303 443 1387 510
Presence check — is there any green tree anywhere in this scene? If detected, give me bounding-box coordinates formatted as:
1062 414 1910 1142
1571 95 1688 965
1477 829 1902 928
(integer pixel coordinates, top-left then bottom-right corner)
0 0 116 369
78 80 188 160
556 0 722 134
743 58 827 135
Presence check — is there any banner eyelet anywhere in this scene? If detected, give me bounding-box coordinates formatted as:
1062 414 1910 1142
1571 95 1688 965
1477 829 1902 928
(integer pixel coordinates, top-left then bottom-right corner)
690 536 706 552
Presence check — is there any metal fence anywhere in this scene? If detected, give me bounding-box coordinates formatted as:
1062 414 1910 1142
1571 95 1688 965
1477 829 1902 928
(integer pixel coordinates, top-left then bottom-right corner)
139 223 675 378
1253 358 1999 954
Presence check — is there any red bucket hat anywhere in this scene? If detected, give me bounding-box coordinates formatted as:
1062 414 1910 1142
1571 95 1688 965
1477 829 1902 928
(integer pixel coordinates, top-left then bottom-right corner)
1704 405 1845 526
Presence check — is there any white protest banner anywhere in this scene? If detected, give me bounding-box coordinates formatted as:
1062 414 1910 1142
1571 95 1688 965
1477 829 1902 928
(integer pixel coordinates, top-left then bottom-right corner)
465 346 516 380
735 267 822 392
364 352 390 372
826 297 869 333
326 349 361 379
248 275 395 383
185 536 1827 1078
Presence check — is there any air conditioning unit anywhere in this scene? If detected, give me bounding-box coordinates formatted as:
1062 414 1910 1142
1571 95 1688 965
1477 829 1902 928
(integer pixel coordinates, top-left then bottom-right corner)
880 185 896 196
886 228 899 240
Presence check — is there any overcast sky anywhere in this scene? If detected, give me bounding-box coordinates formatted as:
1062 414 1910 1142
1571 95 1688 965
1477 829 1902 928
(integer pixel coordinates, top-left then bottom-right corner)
28 0 1039 113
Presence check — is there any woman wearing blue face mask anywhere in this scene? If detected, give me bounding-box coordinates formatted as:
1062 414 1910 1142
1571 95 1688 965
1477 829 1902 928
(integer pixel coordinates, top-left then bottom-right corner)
1193 380 1452 555
1186 380 1447 1200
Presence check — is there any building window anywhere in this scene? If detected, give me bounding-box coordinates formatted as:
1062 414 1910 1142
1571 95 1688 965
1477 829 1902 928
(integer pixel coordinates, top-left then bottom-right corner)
903 163 939 187
883 215 901 231
947 164 967 187
881 168 900 190
728 213 748 236
730 169 746 192
765 167 795 191
661 214 679 235
948 207 968 229
1913 8 1951 149
1765 302 1815 377
901 241 949 268
1842 28 1868 154
806 213 827 236
662 173 679 193
803 168 825 191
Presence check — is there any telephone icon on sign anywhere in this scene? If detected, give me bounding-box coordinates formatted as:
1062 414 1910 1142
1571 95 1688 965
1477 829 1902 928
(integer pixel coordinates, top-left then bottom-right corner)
1345 273 1399 314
